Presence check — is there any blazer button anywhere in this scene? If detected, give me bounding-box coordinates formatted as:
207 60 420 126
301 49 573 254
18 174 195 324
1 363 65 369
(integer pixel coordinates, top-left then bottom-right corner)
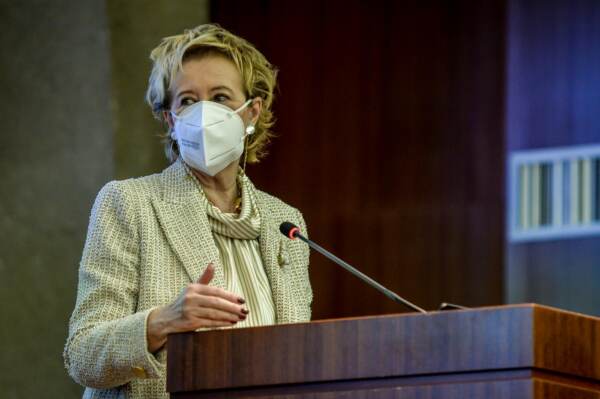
278 251 290 267
132 366 147 378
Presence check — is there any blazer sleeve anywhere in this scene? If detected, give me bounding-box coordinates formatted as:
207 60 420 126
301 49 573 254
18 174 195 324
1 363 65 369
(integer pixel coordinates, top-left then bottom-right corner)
63 181 164 389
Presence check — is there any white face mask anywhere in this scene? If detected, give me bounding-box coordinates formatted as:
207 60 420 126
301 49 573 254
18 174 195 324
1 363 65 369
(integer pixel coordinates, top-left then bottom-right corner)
171 99 253 176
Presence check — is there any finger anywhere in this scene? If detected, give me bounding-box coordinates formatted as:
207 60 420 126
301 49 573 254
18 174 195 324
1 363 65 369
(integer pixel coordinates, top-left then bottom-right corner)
198 263 215 285
175 318 237 333
192 306 245 323
195 295 248 317
198 285 246 305
184 292 247 318
185 283 246 308
195 319 238 328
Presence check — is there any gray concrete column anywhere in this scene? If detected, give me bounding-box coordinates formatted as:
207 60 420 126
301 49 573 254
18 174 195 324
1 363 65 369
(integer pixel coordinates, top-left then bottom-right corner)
0 1 209 397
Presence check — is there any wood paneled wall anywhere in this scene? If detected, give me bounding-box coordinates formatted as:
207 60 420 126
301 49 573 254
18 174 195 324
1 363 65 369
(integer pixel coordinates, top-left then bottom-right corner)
505 0 600 315
212 1 507 319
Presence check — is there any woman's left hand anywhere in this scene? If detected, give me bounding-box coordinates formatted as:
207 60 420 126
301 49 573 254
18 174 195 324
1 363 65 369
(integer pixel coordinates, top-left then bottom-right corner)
146 263 248 353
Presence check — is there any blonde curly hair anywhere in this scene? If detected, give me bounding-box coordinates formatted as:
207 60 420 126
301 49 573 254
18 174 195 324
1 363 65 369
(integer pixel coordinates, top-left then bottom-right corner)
145 24 278 163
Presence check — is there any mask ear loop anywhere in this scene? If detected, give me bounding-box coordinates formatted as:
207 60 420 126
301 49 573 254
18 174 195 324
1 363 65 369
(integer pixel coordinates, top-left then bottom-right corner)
242 136 249 176
234 98 253 114
242 124 255 175
237 107 254 213
241 98 256 176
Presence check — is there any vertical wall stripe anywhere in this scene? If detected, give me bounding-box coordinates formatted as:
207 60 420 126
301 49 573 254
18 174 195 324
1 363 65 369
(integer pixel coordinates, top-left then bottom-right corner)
531 164 540 227
552 160 563 227
582 158 592 223
519 164 529 229
571 159 579 225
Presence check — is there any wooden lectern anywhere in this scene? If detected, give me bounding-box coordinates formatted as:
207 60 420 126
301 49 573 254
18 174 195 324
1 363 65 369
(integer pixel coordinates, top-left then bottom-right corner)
167 304 600 398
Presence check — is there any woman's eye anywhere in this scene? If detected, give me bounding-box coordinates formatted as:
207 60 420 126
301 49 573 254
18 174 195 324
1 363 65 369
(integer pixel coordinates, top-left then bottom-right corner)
180 97 196 106
213 94 230 103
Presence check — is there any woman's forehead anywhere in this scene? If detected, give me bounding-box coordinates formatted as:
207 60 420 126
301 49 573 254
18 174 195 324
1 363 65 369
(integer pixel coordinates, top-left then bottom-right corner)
171 54 244 96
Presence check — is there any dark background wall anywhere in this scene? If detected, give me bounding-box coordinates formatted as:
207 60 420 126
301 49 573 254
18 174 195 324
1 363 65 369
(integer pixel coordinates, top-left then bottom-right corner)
212 0 507 319
1 1 599 398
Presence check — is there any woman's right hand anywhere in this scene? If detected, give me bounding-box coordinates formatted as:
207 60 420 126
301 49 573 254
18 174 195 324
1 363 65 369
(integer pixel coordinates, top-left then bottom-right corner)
146 263 248 353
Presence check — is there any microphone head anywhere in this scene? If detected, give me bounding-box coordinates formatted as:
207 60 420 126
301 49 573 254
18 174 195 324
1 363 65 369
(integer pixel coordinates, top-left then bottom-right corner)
279 221 300 240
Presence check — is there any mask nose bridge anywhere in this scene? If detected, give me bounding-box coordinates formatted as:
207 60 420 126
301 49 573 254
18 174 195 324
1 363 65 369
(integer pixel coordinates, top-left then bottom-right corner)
172 102 205 128
174 98 251 117
205 99 252 128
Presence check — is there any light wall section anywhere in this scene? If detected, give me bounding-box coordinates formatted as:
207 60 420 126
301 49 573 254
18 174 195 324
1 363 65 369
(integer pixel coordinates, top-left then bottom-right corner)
0 1 209 398
504 0 600 315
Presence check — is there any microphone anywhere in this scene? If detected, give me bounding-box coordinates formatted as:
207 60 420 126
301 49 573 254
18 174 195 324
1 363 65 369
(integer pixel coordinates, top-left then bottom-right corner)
279 222 427 314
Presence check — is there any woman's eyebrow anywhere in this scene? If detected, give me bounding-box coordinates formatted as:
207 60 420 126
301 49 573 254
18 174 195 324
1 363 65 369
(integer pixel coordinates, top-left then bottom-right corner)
175 89 195 99
174 85 234 99
210 85 233 93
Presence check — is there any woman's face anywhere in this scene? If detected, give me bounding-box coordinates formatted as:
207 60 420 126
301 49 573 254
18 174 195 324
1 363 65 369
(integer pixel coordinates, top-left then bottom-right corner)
165 53 261 128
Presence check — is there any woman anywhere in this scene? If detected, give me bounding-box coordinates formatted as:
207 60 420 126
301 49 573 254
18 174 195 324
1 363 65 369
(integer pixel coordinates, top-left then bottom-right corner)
64 24 312 399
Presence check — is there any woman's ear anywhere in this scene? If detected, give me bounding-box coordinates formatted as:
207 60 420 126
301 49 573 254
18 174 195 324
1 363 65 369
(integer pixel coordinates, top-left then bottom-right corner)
248 97 263 125
163 110 174 130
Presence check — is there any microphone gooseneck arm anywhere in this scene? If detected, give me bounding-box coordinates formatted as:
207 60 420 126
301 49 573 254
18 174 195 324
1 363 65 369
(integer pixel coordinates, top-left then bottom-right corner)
280 222 427 314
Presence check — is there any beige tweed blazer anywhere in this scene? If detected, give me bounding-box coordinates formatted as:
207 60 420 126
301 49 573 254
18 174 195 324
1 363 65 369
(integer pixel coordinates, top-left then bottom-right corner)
64 159 312 399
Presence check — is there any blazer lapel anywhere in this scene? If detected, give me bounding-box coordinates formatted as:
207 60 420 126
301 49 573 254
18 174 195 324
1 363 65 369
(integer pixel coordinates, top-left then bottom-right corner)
151 161 226 289
257 196 296 324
